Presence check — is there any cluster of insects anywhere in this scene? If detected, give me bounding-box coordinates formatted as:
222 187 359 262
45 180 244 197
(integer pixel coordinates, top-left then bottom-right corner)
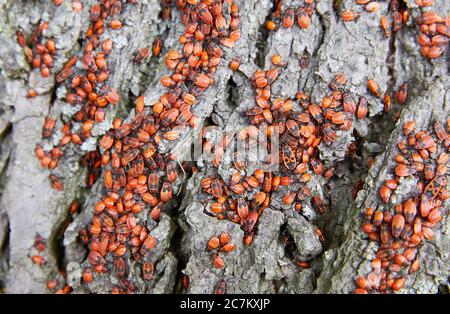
342 0 408 34
349 0 449 60
379 0 409 37
25 0 447 294
264 0 315 31
200 66 370 250
16 21 57 97
207 233 236 269
134 36 164 64
343 0 409 36
354 119 450 293
28 0 135 293
32 0 134 192
416 9 450 59
365 77 408 114
30 233 73 294
30 235 48 267
72 0 241 293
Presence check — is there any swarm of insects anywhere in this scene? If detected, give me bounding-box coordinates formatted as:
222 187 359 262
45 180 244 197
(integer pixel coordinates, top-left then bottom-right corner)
346 0 408 36
16 20 57 81
354 120 449 293
265 0 316 31
33 1 129 192
28 0 448 295
350 0 448 60
200 69 368 246
55 0 239 293
207 232 236 269
416 10 449 59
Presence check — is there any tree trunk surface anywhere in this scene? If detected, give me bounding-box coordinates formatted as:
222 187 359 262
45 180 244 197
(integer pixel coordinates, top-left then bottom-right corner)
0 0 448 294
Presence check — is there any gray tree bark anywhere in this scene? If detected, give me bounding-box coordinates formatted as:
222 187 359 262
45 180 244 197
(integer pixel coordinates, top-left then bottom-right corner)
0 0 448 293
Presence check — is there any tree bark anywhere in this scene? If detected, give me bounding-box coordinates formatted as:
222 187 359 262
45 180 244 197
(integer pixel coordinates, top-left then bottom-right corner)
0 0 448 294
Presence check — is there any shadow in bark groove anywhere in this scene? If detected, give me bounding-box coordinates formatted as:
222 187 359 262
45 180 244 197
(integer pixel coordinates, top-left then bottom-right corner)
0 220 10 291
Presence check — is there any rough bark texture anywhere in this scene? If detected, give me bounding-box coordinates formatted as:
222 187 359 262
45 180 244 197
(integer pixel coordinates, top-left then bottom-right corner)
0 0 448 294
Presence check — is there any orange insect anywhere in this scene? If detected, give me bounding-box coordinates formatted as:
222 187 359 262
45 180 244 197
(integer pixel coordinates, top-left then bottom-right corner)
282 9 295 28
395 83 408 104
296 9 311 29
152 37 163 56
367 79 381 97
341 11 360 22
